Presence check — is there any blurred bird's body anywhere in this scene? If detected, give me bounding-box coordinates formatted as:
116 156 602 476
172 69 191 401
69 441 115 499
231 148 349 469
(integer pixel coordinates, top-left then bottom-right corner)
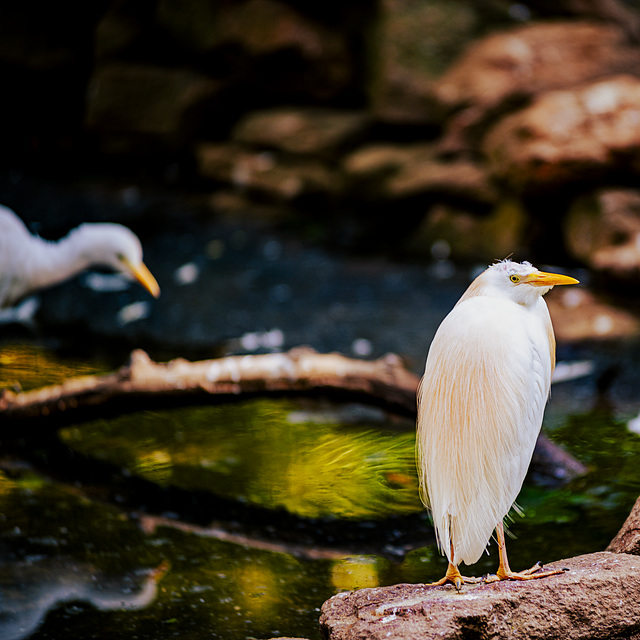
416 260 578 587
0 205 159 309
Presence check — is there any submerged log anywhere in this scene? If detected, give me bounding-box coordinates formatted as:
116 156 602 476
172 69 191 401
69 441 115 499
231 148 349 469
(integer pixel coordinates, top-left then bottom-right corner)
0 347 585 483
137 513 349 561
319 551 640 640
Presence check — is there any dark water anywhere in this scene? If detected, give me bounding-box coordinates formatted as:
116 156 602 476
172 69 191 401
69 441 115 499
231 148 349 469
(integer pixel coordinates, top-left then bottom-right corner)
1 344 640 640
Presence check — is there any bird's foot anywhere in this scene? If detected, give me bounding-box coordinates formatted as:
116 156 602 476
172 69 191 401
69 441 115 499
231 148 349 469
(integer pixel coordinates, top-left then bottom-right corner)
484 562 567 583
426 563 481 591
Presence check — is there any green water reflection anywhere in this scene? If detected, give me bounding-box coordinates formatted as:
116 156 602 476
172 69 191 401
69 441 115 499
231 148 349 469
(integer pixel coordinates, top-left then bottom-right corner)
60 401 420 520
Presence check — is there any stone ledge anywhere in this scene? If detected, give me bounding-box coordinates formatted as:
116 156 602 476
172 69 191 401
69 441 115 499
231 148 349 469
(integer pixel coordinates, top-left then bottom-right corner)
320 552 640 639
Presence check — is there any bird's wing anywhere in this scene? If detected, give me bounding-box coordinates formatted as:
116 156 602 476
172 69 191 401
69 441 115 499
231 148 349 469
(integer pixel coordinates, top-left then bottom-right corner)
416 295 553 565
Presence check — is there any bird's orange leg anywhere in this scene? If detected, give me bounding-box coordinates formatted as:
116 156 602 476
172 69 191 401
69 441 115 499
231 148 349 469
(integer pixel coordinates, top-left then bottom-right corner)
484 522 566 583
426 542 481 590
426 562 481 590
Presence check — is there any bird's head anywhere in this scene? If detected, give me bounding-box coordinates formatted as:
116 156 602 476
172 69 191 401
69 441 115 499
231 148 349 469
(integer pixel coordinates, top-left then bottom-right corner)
73 223 160 298
476 260 578 306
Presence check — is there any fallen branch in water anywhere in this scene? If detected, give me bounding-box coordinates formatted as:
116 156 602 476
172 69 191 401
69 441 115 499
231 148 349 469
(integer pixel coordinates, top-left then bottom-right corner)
0 347 586 482
136 513 350 561
0 347 417 423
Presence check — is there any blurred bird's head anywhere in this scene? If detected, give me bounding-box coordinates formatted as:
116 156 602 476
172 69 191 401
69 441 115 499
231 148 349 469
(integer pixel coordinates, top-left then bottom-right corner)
73 223 160 298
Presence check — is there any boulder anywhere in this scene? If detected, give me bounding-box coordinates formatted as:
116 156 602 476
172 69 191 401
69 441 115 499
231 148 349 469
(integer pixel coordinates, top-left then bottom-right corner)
196 142 340 201
85 63 221 150
94 0 149 61
405 199 526 262
320 552 640 640
484 75 640 192
524 0 640 42
608 495 640 555
232 108 371 158
434 21 640 152
371 0 485 124
386 157 495 204
342 143 434 179
565 188 640 280
546 286 640 341
157 0 346 58
156 0 353 101
343 143 496 204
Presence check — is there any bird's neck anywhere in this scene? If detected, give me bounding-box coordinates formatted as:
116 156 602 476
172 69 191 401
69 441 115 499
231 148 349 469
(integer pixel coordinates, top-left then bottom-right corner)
23 231 94 295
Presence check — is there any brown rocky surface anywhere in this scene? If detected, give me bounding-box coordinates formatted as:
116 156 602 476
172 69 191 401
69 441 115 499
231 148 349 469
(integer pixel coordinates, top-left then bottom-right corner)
196 142 340 202
320 552 640 640
343 143 496 204
85 63 221 150
371 0 484 124
484 74 640 192
386 157 495 204
435 21 640 113
608 495 640 555
565 188 640 280
157 0 335 56
405 200 526 262
232 108 370 158
434 21 640 152
342 143 434 178
533 0 640 41
156 0 354 100
547 286 640 341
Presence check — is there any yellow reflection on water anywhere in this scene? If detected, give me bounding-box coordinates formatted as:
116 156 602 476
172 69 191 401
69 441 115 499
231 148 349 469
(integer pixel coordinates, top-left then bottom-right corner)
233 564 279 616
0 470 17 496
0 344 103 391
135 449 173 485
330 555 388 591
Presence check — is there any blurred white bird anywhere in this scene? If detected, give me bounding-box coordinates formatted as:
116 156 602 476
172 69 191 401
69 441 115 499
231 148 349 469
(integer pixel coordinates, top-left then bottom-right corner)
417 259 578 589
0 204 160 310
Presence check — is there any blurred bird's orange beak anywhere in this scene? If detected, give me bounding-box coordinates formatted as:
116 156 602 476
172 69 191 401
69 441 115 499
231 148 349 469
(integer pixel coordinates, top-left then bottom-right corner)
122 257 161 298
525 271 579 287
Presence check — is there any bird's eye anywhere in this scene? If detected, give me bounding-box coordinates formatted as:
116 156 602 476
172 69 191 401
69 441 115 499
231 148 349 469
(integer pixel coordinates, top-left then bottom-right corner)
510 274 520 283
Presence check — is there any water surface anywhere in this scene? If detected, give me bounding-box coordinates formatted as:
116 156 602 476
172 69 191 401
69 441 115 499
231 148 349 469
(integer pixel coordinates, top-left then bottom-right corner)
1 342 640 639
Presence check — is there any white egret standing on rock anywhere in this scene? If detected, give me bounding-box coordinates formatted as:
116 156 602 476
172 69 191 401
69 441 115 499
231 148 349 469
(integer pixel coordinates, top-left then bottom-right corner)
0 204 160 309
416 259 579 589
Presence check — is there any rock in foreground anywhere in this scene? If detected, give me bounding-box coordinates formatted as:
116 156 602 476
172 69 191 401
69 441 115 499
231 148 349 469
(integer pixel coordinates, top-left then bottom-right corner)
320 552 640 639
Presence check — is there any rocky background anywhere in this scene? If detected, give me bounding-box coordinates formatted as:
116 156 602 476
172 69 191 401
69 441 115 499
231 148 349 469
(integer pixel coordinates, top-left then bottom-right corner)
3 0 640 279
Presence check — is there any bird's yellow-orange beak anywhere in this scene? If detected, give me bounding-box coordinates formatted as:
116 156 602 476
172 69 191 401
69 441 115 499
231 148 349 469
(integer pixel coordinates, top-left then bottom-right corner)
524 270 579 287
122 257 161 298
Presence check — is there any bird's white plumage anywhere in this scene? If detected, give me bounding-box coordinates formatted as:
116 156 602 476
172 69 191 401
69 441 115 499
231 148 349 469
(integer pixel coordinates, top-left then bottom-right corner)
416 260 557 566
0 205 158 308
